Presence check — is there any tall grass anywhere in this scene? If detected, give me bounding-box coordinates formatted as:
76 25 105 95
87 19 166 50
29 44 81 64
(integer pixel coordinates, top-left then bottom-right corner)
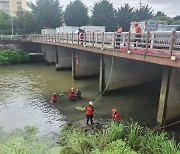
59 121 180 154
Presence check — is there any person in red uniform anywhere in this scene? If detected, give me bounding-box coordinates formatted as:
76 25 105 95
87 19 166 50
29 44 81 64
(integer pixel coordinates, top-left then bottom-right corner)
112 108 120 122
68 88 76 101
85 101 94 125
51 93 58 102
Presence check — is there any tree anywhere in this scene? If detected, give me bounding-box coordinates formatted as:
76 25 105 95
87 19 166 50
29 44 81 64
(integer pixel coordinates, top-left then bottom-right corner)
133 5 154 21
32 0 63 31
152 16 174 24
171 20 180 25
154 11 166 17
15 11 37 34
0 11 11 34
115 3 134 32
64 0 89 26
91 0 116 31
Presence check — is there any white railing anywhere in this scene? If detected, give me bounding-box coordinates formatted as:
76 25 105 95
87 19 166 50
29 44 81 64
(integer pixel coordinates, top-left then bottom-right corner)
0 35 21 40
21 32 180 58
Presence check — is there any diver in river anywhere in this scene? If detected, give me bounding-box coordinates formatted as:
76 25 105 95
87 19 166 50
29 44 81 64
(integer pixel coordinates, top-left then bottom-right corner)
68 88 76 101
51 93 58 102
75 89 81 99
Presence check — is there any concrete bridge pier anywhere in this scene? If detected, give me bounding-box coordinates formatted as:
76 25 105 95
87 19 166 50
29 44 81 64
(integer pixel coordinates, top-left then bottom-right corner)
72 50 100 79
157 67 180 126
41 44 56 64
99 55 163 92
55 47 72 70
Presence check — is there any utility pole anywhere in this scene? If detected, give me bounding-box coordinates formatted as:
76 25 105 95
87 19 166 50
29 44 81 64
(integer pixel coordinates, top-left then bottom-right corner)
140 0 142 10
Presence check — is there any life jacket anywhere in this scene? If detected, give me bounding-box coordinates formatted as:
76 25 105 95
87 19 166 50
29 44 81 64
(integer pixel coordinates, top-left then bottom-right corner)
51 96 57 102
114 113 120 122
68 91 75 100
86 105 93 115
135 26 142 33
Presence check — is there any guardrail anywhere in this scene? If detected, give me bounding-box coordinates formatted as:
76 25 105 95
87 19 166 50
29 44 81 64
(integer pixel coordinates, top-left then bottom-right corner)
0 35 21 40
22 32 180 59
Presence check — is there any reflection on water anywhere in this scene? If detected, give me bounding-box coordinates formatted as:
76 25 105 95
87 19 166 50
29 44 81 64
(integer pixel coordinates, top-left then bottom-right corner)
0 63 179 142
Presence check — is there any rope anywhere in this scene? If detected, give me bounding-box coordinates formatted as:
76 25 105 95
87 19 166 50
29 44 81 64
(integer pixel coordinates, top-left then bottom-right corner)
153 120 180 131
93 46 115 105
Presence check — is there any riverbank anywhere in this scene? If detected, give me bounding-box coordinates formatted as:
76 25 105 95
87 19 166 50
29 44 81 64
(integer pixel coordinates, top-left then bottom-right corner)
0 50 29 64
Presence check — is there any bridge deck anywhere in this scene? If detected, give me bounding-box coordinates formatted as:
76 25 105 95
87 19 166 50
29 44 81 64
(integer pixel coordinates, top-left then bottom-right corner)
21 32 180 68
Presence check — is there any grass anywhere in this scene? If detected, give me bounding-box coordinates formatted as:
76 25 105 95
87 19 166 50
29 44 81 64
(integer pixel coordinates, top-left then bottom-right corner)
58 121 180 154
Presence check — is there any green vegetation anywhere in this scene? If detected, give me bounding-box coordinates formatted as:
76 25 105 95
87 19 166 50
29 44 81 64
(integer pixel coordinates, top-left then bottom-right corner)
0 50 29 64
0 126 62 154
59 121 180 154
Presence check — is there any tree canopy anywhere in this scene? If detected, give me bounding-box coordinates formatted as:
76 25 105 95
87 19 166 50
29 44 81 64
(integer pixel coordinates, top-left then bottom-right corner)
32 0 63 30
0 11 11 34
64 0 89 26
115 4 134 32
91 0 116 31
133 5 154 21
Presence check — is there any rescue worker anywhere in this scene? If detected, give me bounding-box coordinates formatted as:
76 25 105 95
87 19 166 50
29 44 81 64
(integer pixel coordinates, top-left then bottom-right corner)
116 25 123 49
134 23 142 47
111 108 120 122
85 101 94 125
75 88 81 99
51 93 58 102
68 88 76 101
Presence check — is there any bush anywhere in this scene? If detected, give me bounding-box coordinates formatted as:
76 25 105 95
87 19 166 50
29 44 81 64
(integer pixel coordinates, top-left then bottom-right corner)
0 50 29 64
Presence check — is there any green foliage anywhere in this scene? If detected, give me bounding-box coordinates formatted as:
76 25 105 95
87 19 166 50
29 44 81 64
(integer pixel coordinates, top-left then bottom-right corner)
0 11 11 34
32 0 63 31
133 5 154 21
91 0 116 31
0 50 29 64
64 0 89 26
59 121 180 153
154 11 166 17
115 3 134 32
152 16 174 24
171 20 180 25
0 126 62 154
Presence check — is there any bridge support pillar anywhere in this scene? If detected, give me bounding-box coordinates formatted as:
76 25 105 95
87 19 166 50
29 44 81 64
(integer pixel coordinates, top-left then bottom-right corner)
157 67 180 126
101 55 162 91
41 44 56 64
99 55 105 93
72 50 100 79
55 47 72 70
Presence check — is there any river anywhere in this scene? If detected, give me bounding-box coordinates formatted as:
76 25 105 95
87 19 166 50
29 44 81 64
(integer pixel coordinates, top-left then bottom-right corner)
0 63 179 141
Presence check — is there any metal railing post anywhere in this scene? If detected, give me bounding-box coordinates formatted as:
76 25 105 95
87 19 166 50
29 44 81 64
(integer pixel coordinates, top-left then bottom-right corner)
92 32 94 47
67 32 68 43
169 31 175 57
84 32 86 46
78 32 79 44
145 31 150 55
72 32 74 44
62 32 64 43
127 32 131 51
102 32 104 49
113 32 116 50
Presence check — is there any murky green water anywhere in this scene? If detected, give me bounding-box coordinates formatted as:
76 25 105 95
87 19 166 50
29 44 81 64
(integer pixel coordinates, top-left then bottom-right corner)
0 63 179 141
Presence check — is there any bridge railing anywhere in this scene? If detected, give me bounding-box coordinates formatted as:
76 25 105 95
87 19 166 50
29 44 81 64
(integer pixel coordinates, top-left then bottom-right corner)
22 31 180 59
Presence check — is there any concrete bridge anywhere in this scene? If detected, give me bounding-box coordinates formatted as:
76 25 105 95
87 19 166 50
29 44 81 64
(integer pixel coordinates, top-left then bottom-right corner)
21 31 180 127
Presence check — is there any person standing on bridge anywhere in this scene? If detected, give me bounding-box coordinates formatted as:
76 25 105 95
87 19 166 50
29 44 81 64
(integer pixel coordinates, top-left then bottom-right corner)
85 101 94 125
78 28 84 45
134 23 142 47
116 25 123 49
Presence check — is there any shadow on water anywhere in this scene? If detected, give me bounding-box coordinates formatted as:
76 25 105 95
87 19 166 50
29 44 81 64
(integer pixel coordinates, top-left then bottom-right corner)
0 63 179 142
